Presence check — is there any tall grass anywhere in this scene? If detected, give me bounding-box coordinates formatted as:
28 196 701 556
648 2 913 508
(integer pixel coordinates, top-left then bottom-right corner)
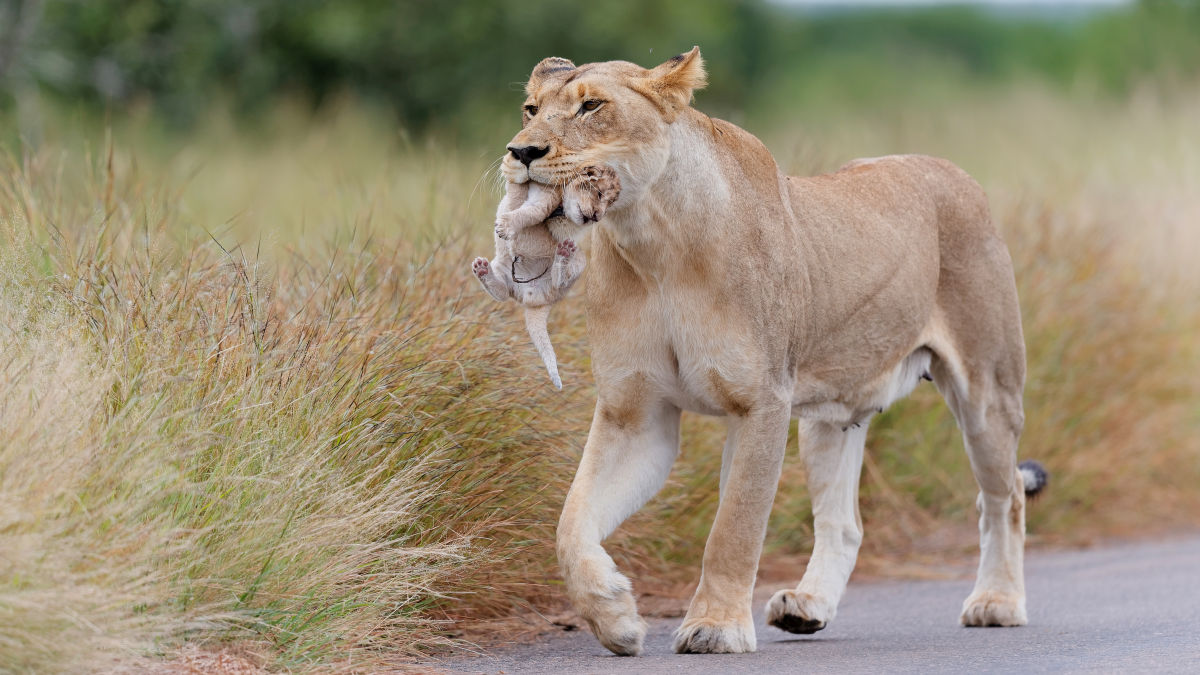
0 137 589 670
1 88 1198 671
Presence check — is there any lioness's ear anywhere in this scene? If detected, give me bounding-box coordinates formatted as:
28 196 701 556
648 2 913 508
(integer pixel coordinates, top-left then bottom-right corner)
647 46 707 115
526 57 576 94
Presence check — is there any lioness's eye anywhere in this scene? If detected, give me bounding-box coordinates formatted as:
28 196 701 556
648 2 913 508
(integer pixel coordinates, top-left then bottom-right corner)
580 100 603 114
524 104 538 116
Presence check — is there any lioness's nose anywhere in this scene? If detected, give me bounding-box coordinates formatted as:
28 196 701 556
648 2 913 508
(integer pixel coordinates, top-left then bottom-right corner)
507 145 550 166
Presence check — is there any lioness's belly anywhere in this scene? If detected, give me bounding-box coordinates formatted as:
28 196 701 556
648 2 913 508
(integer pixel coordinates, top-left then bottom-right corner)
635 282 934 425
789 347 932 427
654 335 932 426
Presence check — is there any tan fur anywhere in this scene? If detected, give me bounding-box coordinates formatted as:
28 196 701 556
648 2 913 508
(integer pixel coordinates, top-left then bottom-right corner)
511 48 1031 655
493 179 560 241
473 167 620 389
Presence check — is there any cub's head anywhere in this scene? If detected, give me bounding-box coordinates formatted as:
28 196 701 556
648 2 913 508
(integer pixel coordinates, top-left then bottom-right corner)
502 47 707 207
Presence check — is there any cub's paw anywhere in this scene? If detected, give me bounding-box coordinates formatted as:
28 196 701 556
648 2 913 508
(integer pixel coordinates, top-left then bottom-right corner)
673 617 756 654
472 257 491 278
960 590 1027 627
493 220 512 240
556 239 577 259
765 589 833 634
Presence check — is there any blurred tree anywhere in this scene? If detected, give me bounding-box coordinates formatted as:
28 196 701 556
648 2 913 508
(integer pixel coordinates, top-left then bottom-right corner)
0 0 43 84
1 0 1198 134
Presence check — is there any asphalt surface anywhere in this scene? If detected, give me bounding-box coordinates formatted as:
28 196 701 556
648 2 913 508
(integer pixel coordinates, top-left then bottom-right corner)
430 536 1200 674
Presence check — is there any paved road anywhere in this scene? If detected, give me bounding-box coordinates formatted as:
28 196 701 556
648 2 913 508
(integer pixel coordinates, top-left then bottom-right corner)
431 537 1200 674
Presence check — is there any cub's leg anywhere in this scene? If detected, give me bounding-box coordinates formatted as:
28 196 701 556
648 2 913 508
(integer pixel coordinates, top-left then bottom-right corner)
551 239 585 291
674 401 790 654
492 181 528 241
496 182 560 239
766 420 866 634
472 257 510 302
558 393 681 656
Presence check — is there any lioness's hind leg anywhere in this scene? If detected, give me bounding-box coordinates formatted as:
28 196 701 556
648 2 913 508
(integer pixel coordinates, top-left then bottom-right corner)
923 200 1031 626
929 308 1028 626
941 365 1028 627
766 420 865 635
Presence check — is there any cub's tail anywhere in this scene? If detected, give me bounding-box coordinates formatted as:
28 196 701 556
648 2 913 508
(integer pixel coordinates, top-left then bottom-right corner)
523 304 562 390
1018 460 1049 498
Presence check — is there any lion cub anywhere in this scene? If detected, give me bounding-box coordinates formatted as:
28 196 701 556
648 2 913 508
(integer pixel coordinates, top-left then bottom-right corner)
472 166 620 389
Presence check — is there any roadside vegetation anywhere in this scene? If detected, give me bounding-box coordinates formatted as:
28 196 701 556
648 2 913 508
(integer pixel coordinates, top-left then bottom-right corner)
2 1 1199 671
3 86 1197 671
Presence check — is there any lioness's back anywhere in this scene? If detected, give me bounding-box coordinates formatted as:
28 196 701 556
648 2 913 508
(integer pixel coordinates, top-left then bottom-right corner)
791 153 999 278
783 154 1004 373
826 154 993 242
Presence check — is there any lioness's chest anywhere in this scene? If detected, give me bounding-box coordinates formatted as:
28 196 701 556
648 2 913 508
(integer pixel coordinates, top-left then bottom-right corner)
639 286 776 416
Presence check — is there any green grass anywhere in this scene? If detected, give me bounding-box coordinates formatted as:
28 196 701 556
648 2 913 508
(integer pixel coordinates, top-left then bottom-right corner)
1 87 1198 671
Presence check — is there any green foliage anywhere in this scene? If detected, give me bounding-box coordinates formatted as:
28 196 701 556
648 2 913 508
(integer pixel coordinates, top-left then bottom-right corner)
3 0 1200 137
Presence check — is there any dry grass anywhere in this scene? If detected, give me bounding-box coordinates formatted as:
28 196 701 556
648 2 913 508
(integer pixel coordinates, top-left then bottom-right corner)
1 88 1197 671
0 139 587 671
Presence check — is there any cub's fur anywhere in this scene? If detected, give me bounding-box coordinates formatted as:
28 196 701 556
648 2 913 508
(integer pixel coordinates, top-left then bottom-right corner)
473 167 620 389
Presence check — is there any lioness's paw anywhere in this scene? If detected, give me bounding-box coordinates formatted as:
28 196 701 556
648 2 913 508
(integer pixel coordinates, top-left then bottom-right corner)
960 590 1027 627
766 589 833 634
575 590 646 656
472 257 490 278
586 611 647 657
567 566 647 656
556 239 577 259
673 617 756 654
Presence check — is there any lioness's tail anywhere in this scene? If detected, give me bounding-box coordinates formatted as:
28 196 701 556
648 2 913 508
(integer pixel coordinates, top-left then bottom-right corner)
1018 460 1049 498
523 304 562 390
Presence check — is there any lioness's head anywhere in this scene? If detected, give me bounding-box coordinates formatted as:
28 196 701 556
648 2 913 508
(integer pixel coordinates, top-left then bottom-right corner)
502 47 707 208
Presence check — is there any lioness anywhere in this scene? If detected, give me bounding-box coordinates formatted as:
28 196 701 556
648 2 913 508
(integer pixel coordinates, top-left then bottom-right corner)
502 48 1043 656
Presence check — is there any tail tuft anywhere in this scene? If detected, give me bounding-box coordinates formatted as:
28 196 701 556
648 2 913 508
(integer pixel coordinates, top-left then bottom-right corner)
1018 460 1049 498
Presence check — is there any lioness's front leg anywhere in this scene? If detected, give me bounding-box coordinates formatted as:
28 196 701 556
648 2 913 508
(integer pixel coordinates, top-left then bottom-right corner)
674 400 790 654
558 390 681 656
